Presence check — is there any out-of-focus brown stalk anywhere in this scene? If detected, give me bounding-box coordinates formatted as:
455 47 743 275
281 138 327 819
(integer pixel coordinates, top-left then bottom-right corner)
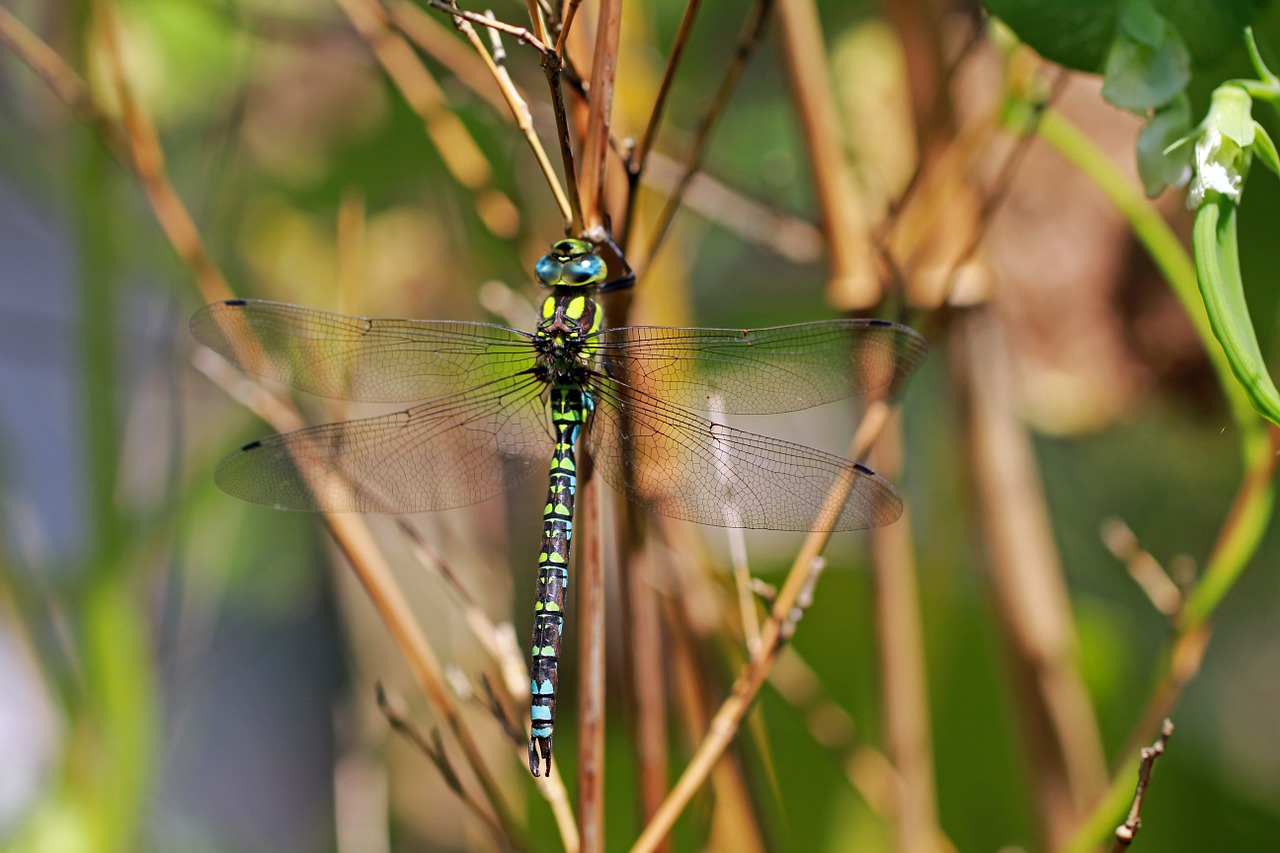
643 0 773 271
666 590 765 853
338 0 521 238
879 0 952 159
89 0 232 304
630 401 894 853
775 0 878 309
388 1 509 114
869 414 942 853
402 2 574 225
768 646 960 851
955 309 1106 849
624 537 670 836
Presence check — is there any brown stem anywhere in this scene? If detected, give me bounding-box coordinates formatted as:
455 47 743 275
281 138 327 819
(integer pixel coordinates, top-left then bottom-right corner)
1112 720 1175 852
954 309 1106 848
870 415 942 853
775 0 878 309
642 0 773 270
577 460 607 853
578 0 623 235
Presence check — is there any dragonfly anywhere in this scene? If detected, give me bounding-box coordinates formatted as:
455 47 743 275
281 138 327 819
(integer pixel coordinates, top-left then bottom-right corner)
191 238 927 776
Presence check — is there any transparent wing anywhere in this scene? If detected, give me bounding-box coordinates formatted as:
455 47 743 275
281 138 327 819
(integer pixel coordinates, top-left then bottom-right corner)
191 299 537 403
593 319 927 415
215 375 552 512
586 377 901 532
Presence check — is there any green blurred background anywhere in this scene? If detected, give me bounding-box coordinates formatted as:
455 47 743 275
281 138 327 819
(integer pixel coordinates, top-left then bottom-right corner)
1 0 1279 851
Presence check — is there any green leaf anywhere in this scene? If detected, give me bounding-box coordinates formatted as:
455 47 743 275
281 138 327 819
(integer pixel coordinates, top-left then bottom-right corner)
1100 7 1190 111
1251 121 1280 177
1119 0 1165 47
1136 95 1192 195
983 0 1257 72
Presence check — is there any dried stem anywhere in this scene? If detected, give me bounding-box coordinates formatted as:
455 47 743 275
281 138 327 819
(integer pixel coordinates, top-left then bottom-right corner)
578 0 624 234
869 415 941 853
376 686 516 849
642 0 774 271
774 0 878 309
956 309 1106 848
622 0 704 250
89 0 232 304
1112 720 1175 852
577 462 607 853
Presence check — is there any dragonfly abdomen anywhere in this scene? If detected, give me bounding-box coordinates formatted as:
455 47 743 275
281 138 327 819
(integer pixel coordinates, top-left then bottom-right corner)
528 384 591 776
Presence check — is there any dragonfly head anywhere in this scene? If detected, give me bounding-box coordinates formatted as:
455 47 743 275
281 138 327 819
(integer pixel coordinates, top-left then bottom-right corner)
535 239 607 289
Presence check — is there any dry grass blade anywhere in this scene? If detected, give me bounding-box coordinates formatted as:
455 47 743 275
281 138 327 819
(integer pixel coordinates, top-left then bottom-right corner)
869 416 942 853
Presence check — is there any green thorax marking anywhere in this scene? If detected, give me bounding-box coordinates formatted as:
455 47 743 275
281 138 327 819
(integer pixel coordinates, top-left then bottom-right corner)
534 239 606 380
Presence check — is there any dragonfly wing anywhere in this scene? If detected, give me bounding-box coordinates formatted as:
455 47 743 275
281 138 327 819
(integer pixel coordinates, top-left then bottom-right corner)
593 320 927 414
215 375 552 512
586 379 901 532
191 299 536 403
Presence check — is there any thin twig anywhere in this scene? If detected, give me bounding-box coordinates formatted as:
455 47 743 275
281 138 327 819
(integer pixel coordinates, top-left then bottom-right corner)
398 1 572 225
1112 720 1175 852
555 0 584 57
375 685 516 849
642 0 773 271
1101 519 1184 618
427 0 551 53
621 0 704 250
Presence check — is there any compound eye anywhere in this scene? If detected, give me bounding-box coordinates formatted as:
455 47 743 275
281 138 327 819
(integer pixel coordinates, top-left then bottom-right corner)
534 255 562 285
564 255 605 285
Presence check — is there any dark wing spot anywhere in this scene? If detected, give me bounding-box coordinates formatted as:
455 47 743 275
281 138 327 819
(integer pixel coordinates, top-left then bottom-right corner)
867 318 892 327
225 299 248 307
240 439 263 451
853 462 876 475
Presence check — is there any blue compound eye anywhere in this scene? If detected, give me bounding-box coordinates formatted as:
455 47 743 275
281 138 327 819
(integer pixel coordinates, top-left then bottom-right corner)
563 255 606 285
534 255 562 285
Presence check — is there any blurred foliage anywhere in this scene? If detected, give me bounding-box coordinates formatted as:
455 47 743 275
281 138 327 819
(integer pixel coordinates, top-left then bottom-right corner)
1 0 1280 852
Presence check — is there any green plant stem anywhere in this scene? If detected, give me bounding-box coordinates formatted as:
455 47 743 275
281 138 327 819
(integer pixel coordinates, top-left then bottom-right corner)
70 123 154 853
1033 104 1278 853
